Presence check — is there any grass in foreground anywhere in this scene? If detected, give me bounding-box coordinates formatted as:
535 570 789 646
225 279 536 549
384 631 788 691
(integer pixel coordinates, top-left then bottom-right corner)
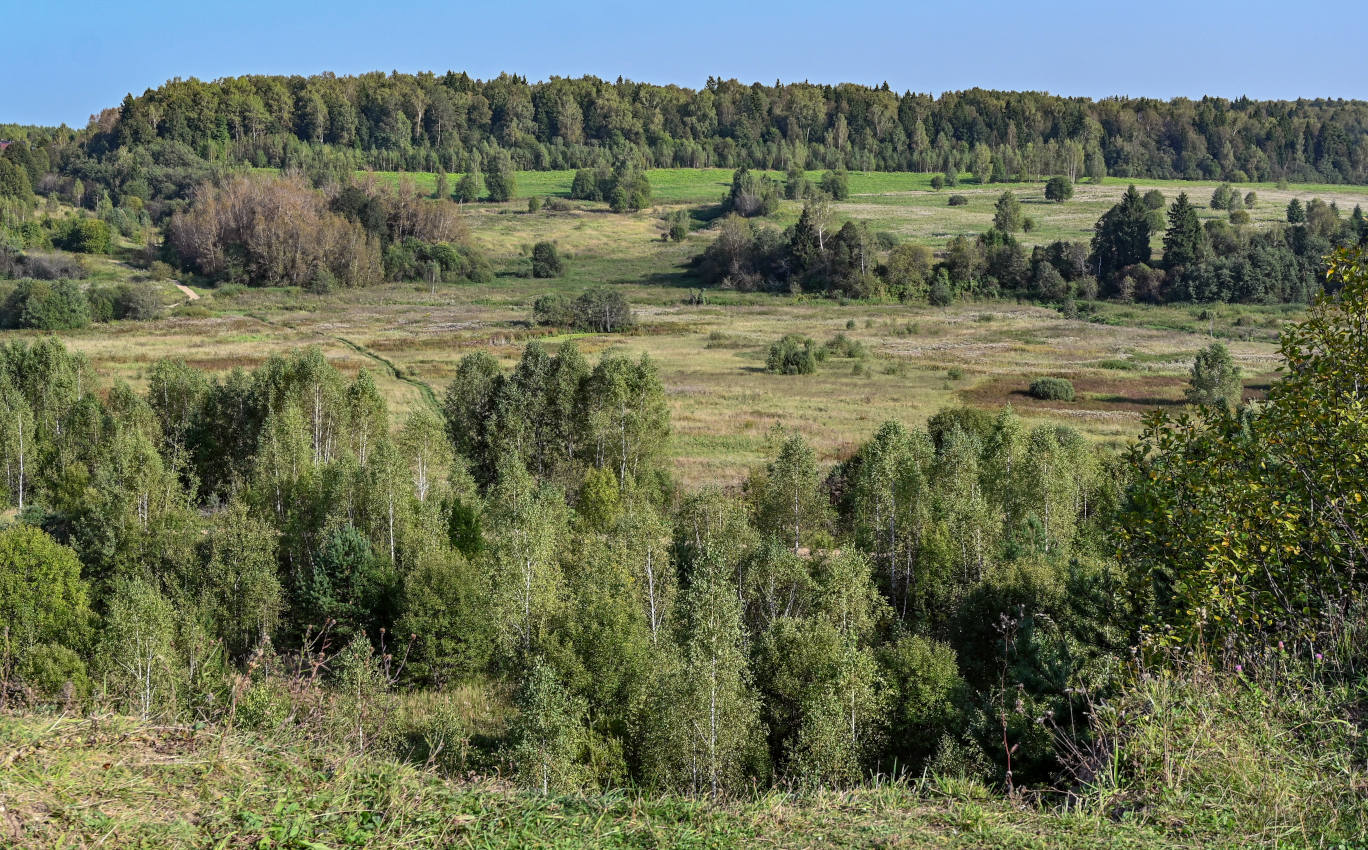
0 712 1188 849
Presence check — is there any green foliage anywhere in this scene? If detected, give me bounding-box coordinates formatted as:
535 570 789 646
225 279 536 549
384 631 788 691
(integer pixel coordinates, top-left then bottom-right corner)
1090 185 1152 280
1121 249 1368 643
0 525 91 659
453 168 482 203
1184 342 1242 408
947 194 968 206
820 169 850 201
724 167 780 217
880 635 966 770
766 334 818 375
399 547 493 685
1286 198 1305 223
0 157 33 202
532 287 633 332
1161 193 1205 268
298 525 396 643
484 154 516 202
992 191 1022 232
54 218 111 254
1028 377 1075 401
508 661 594 793
3 279 91 330
1044 176 1073 203
530 241 563 278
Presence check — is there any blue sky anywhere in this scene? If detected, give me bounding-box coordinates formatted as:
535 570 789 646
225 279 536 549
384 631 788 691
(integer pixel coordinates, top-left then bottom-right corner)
4 0 1364 127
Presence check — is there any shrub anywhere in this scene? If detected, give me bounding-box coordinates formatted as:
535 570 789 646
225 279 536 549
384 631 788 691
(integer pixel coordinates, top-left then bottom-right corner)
1044 176 1073 203
1028 377 1075 401
819 169 850 201
947 195 968 207
14 252 87 280
527 196 543 213
531 241 563 278
168 174 381 288
666 210 689 242
17 643 89 702
930 175 945 191
767 334 818 375
0 526 92 658
823 332 866 359
532 293 575 327
571 287 633 332
54 218 111 254
3 279 91 330
879 636 967 770
1185 342 1242 408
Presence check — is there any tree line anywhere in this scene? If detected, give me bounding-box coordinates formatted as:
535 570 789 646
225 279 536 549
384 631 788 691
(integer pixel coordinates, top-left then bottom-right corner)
694 182 1368 304
73 74 1368 186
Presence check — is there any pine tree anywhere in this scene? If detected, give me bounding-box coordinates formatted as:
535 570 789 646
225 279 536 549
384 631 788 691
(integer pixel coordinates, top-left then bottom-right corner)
1162 192 1206 268
1089 184 1152 279
1286 198 1306 223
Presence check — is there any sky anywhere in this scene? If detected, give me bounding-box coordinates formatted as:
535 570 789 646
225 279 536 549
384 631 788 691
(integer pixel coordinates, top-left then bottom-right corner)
3 0 1365 127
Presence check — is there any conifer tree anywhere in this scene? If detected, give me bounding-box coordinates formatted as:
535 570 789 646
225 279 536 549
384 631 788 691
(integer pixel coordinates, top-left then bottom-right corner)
1162 192 1206 268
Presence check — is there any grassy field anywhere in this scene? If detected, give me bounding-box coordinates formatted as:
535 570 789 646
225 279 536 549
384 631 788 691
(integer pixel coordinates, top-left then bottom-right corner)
0 712 1204 848
22 169 1364 485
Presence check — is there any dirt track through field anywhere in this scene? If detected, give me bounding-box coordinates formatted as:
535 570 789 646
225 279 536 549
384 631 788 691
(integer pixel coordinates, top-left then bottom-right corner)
243 311 441 414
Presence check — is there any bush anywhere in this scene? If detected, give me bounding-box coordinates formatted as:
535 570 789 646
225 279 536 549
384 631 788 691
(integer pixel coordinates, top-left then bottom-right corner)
531 241 563 278
2 279 91 330
17 643 89 702
12 252 87 280
947 195 968 207
54 218 111 254
823 332 866 359
767 334 819 375
666 210 689 242
0 525 92 656
571 287 633 332
820 169 850 201
879 636 967 771
1044 176 1073 203
930 175 945 191
169 174 381 288
527 196 543 213
534 288 634 332
532 293 575 326
1028 377 1075 401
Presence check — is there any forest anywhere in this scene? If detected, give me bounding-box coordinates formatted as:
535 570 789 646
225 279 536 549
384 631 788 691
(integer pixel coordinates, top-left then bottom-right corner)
63 74 1368 185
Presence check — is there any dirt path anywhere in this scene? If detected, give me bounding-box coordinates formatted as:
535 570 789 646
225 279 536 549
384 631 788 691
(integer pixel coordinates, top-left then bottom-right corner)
174 282 199 300
243 312 441 414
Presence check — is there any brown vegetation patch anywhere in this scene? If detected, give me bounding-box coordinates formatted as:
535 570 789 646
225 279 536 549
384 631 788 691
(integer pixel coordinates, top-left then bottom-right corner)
962 374 1187 413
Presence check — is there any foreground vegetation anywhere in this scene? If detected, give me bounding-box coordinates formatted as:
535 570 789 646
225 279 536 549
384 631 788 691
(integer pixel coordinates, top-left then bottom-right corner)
3 74 1368 847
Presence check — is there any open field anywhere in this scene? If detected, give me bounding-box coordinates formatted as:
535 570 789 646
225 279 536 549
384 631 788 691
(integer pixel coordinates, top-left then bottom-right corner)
15 170 1349 485
346 166 1368 249
47 278 1292 488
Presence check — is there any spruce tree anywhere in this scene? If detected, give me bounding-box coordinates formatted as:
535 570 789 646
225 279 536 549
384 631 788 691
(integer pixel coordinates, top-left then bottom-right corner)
1162 192 1205 268
1089 184 1152 279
